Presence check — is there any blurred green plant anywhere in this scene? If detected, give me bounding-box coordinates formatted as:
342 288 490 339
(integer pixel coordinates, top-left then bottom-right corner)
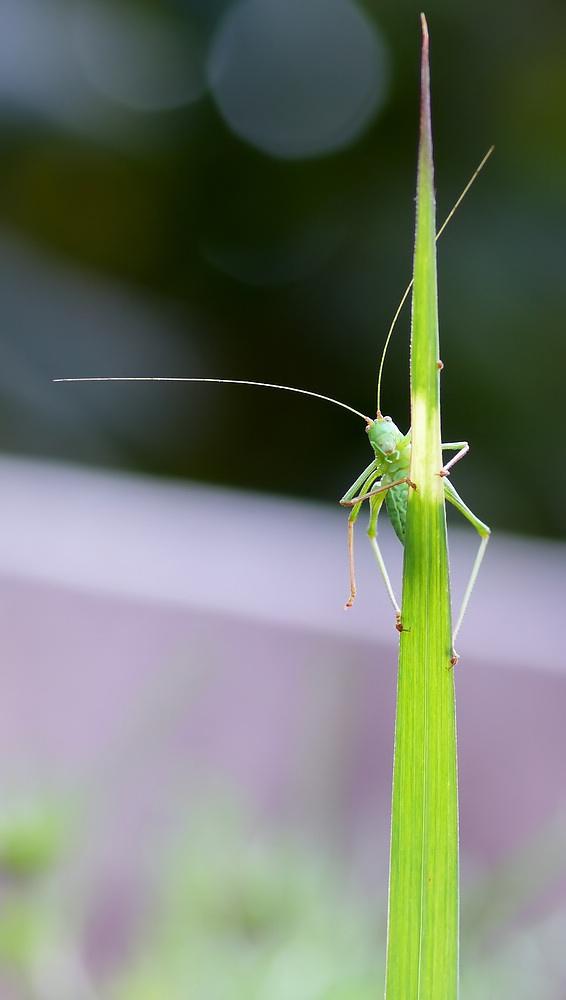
0 800 63 878
0 793 565 997
111 803 382 1000
0 798 70 992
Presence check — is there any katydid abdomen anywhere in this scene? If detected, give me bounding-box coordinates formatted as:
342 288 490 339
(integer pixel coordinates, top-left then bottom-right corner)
385 481 408 544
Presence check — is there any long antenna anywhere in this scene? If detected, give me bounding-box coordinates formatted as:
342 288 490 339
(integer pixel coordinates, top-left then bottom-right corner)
376 145 494 413
53 376 372 423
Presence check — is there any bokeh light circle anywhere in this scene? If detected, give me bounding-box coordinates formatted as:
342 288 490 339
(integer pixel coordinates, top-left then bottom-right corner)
74 1 205 113
207 0 389 159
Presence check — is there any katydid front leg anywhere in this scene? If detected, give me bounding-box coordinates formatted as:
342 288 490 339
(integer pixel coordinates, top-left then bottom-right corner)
440 440 469 476
340 476 417 621
339 460 382 609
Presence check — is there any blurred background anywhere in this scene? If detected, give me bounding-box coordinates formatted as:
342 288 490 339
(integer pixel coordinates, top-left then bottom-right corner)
0 0 564 536
1 1 566 997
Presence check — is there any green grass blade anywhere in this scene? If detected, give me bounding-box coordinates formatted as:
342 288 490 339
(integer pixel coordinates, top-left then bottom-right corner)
384 16 458 999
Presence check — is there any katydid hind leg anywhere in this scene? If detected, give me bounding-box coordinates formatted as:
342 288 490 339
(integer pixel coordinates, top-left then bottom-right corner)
452 533 489 645
443 477 490 645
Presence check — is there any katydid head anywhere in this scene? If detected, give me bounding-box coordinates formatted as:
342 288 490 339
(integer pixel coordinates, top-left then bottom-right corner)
366 411 403 458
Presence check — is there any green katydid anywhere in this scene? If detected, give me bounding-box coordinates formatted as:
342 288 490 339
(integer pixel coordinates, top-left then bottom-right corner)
55 149 493 650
